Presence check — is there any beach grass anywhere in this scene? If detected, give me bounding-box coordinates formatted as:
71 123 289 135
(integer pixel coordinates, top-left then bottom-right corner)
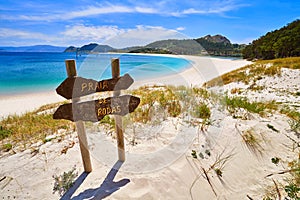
222 95 278 118
241 128 264 155
0 102 74 152
130 85 182 123
204 57 300 87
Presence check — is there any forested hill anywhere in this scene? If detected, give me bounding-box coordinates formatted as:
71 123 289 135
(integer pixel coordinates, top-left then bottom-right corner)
130 35 244 56
64 43 115 53
243 19 300 60
195 35 244 56
65 35 244 56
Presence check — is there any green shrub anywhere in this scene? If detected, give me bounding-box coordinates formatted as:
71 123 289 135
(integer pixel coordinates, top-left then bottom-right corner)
167 101 181 117
191 150 197 159
99 115 115 128
53 167 78 197
2 143 12 152
192 103 211 119
271 157 280 165
0 126 12 140
284 183 300 199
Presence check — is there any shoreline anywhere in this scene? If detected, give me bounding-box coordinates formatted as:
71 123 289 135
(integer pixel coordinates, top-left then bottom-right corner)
0 91 65 119
132 54 251 88
0 54 251 118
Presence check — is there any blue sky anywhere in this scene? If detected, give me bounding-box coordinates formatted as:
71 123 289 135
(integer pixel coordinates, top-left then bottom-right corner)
0 0 299 48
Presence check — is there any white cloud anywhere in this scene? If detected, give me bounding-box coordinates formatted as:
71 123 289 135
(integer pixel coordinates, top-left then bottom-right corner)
0 25 188 47
0 4 159 22
0 28 52 40
171 1 249 16
62 25 125 41
1 1 248 22
63 5 133 20
176 27 186 31
106 25 187 48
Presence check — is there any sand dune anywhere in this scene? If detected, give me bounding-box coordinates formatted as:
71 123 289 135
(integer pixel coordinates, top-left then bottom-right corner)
1 55 299 199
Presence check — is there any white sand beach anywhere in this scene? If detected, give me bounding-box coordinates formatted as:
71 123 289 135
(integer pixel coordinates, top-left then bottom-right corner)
1 55 299 200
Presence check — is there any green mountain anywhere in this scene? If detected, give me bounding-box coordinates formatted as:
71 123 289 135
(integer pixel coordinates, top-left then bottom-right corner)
64 43 115 53
130 35 244 56
145 39 205 55
243 19 300 60
195 35 244 56
64 35 244 56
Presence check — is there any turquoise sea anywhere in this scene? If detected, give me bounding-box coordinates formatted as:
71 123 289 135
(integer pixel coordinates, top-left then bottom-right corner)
0 52 191 95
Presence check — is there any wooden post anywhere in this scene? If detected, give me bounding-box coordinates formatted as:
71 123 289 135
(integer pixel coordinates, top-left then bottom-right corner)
111 58 125 161
65 60 92 172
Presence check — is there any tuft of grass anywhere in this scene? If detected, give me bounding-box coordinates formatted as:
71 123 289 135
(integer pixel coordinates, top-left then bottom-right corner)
130 85 182 123
284 183 300 199
280 107 300 121
271 157 280 165
167 100 181 117
99 115 115 128
214 168 223 177
0 126 12 140
191 150 197 159
284 156 300 200
192 103 211 119
280 107 300 135
2 143 12 152
53 166 78 197
289 119 300 135
241 129 263 155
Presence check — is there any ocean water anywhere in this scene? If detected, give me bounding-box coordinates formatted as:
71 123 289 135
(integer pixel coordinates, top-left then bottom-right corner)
0 52 191 95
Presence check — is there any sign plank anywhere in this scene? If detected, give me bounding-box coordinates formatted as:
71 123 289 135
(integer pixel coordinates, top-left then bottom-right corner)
56 73 134 99
53 95 140 122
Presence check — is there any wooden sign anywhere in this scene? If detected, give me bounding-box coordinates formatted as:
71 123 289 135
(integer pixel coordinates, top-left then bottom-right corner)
53 95 140 122
56 73 134 99
54 59 138 165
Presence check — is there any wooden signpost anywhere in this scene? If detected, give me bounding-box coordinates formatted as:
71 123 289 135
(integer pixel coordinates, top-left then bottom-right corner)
53 59 140 171
56 73 134 99
53 95 140 122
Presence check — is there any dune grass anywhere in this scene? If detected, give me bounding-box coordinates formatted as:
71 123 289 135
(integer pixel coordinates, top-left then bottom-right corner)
130 85 182 123
222 95 278 118
0 102 74 152
241 129 264 155
204 57 300 87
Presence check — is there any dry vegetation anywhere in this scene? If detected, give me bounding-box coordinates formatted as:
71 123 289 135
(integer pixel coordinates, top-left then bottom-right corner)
204 57 300 87
0 102 74 153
